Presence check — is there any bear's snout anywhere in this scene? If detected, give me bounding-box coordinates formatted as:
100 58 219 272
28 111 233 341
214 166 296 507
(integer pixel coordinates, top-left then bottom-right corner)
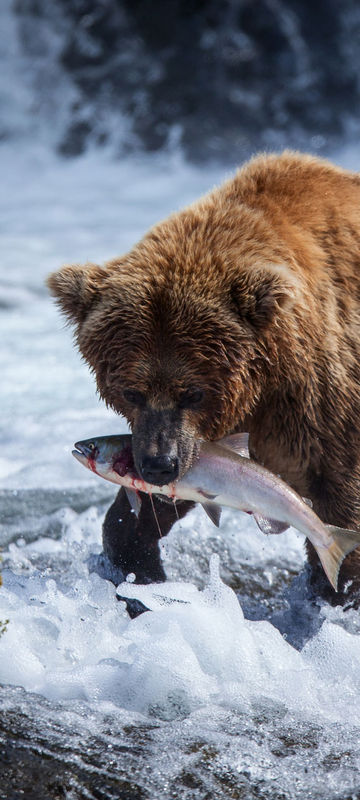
140 454 179 485
130 404 197 483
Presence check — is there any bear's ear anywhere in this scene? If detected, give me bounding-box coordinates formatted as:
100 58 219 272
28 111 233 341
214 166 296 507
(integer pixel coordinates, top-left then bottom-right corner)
230 262 299 328
46 262 105 325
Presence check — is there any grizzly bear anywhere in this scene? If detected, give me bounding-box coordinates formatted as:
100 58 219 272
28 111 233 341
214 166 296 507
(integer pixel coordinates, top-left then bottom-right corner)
48 151 360 603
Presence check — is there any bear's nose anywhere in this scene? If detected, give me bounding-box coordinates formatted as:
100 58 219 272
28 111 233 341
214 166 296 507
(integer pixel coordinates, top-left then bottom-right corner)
140 455 179 485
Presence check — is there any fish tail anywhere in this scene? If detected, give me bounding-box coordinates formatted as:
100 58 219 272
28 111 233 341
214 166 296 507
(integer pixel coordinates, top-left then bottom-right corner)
316 526 360 591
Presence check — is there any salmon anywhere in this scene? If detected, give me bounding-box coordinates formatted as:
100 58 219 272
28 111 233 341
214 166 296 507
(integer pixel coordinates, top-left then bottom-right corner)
73 432 360 590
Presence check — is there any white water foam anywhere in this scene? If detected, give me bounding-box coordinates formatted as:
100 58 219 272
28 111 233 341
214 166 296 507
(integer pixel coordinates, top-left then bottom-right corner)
0 503 358 726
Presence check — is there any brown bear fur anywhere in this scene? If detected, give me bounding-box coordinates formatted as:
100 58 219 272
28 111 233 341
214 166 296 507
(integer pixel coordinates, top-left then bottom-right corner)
48 150 360 603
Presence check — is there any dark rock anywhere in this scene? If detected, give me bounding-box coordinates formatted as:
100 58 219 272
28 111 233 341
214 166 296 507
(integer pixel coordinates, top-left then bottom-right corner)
12 0 360 160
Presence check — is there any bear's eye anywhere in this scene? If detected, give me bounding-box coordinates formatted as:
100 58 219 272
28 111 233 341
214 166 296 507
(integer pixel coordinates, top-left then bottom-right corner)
179 388 204 408
123 389 146 407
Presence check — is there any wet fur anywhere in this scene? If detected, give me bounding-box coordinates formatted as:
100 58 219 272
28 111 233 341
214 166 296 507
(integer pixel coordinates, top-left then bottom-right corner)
48 151 360 601
102 489 194 583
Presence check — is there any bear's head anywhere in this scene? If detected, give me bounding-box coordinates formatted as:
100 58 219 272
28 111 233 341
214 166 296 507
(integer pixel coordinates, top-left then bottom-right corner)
47 212 299 484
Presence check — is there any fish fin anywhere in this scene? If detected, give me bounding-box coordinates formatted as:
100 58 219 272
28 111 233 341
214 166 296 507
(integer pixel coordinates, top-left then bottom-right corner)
317 526 360 591
201 502 222 528
125 487 142 518
217 433 250 458
253 513 289 535
197 487 218 500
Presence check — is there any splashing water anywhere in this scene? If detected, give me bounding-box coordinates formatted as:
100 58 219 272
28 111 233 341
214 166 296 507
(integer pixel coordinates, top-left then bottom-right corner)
2 497 360 797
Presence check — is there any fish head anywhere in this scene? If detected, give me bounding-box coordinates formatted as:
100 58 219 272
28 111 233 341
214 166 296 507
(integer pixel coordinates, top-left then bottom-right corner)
72 434 135 478
73 438 99 461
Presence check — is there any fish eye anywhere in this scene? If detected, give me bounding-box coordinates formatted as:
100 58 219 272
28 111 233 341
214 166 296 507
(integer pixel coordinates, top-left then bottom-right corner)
123 389 146 407
88 442 96 451
179 388 204 408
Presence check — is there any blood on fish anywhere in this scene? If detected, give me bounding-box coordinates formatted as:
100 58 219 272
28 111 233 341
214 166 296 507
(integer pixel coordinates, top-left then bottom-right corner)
112 445 135 477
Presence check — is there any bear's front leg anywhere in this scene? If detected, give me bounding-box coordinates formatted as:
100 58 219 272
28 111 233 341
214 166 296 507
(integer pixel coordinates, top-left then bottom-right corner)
102 487 195 584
